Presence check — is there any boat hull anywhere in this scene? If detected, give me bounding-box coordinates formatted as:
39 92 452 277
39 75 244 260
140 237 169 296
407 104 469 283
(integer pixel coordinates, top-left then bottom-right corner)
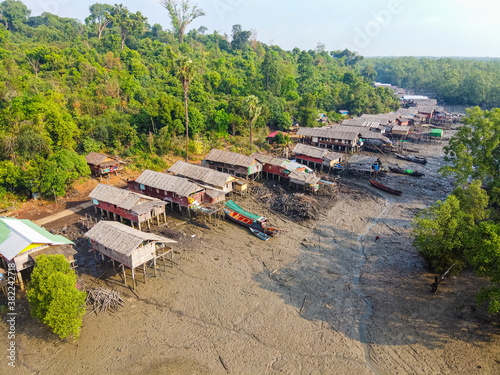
369 180 403 196
223 207 281 236
389 167 424 177
395 153 427 165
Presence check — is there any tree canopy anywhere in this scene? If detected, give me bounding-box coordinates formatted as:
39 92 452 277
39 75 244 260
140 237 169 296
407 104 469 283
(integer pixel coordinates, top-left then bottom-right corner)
0 0 400 207
27 255 87 340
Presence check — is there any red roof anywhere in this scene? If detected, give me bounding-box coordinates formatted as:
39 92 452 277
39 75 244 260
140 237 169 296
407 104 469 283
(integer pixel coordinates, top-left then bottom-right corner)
268 131 282 138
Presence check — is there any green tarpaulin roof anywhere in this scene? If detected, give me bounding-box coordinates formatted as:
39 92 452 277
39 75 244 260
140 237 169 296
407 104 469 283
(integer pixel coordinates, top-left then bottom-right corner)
225 200 262 221
430 129 443 137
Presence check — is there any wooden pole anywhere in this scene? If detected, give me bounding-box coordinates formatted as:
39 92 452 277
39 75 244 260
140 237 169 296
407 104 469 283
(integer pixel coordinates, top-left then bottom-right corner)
122 264 126 285
143 263 146 283
17 272 24 291
153 256 157 276
132 268 136 290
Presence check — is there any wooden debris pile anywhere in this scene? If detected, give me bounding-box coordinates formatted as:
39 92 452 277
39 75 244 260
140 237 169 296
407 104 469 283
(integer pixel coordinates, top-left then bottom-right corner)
86 286 124 315
271 193 321 221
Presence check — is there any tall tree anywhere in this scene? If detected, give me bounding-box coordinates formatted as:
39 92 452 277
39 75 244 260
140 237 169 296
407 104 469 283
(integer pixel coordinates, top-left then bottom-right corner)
243 95 261 150
160 0 205 44
109 4 147 50
0 0 30 31
231 24 251 50
441 107 500 187
175 56 196 161
85 3 113 40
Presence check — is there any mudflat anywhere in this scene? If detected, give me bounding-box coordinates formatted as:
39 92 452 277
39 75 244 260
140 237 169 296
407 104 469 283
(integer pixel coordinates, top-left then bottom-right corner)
2 141 500 375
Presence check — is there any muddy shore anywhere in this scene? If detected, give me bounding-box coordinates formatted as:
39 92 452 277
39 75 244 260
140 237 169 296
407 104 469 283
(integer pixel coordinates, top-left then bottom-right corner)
1 139 500 375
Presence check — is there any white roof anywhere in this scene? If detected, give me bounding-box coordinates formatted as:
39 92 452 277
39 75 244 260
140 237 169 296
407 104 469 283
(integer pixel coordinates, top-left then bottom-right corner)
0 218 73 261
402 95 429 100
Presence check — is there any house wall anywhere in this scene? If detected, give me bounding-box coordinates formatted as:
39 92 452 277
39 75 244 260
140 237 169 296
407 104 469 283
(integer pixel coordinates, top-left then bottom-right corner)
202 161 250 178
94 201 141 222
263 164 287 178
89 163 119 175
90 241 155 269
295 154 323 165
127 181 204 208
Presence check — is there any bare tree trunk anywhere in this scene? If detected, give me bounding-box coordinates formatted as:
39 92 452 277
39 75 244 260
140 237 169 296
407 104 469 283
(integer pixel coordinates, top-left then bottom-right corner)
250 121 253 150
121 34 125 50
184 87 189 162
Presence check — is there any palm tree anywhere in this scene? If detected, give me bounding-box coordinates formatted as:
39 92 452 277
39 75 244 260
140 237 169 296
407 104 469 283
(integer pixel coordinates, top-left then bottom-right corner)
243 95 262 151
175 56 196 161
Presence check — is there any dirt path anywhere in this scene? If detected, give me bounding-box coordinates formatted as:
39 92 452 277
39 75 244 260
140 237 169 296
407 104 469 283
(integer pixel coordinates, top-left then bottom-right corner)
34 201 93 226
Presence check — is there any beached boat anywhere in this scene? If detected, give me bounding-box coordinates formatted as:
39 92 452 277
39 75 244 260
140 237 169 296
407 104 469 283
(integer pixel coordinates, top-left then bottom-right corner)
369 180 403 196
223 200 285 237
250 227 271 241
389 166 425 177
395 153 427 165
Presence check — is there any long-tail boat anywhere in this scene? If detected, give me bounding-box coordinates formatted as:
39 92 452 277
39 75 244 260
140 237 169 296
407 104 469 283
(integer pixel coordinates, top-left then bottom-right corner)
223 200 285 237
395 153 427 165
389 166 425 177
369 180 403 196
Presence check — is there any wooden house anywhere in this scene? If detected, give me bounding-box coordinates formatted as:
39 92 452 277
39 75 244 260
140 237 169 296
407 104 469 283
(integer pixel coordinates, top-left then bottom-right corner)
168 161 235 193
297 127 360 153
338 109 349 116
251 153 310 180
85 152 120 176
0 218 76 289
128 170 205 211
288 170 321 192
292 143 343 171
89 184 167 231
85 221 177 288
346 155 381 176
391 125 411 137
202 149 262 179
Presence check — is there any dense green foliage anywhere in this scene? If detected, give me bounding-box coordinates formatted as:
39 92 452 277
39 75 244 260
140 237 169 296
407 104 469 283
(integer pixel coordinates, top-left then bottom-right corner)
414 108 500 314
368 57 500 107
27 255 87 339
0 1 399 205
441 107 500 204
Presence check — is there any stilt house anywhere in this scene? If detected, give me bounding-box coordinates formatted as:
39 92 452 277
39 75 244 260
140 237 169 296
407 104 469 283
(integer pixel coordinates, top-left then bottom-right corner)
128 170 205 210
292 144 344 171
89 184 167 231
202 149 262 178
85 152 120 176
168 161 235 193
85 221 177 288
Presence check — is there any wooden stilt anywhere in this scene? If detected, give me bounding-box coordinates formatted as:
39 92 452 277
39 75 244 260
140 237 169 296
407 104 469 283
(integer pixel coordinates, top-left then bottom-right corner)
132 268 136 290
122 264 126 285
94 206 98 214
147 219 150 230
131 221 134 229
17 272 24 291
138 222 141 231
164 211 167 222
107 210 110 219
113 213 117 221
143 263 146 283
153 257 157 276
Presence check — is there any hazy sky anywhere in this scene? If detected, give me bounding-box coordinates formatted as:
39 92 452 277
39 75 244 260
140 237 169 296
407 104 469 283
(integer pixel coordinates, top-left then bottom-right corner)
21 0 500 57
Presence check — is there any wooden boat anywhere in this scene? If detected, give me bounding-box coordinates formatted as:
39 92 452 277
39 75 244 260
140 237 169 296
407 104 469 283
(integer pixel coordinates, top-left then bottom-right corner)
250 228 271 241
395 153 427 165
369 180 403 196
223 200 285 237
389 166 425 177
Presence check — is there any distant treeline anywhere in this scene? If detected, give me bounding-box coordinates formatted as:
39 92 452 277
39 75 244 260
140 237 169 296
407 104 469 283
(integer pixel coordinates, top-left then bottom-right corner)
0 0 399 204
367 57 500 108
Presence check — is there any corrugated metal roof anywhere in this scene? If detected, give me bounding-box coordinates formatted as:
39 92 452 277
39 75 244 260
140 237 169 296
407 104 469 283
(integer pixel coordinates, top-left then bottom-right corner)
89 184 164 211
203 149 258 168
168 161 233 188
0 218 74 261
347 155 379 166
251 153 288 167
85 221 176 257
135 170 204 198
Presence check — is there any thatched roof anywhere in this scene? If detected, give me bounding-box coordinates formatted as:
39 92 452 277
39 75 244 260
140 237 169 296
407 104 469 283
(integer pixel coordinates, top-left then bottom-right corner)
85 221 176 257
203 149 257 168
297 127 358 141
347 155 380 166
30 244 77 261
89 184 162 210
85 152 117 166
289 170 321 186
168 161 234 188
135 170 204 198
293 143 330 159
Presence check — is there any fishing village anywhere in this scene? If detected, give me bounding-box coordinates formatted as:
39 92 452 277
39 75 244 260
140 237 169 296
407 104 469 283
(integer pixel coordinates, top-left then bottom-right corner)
3 85 500 375
2 0 500 373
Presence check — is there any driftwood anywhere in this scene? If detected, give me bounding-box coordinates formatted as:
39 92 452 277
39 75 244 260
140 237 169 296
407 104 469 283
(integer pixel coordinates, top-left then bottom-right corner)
431 262 456 295
86 286 124 315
